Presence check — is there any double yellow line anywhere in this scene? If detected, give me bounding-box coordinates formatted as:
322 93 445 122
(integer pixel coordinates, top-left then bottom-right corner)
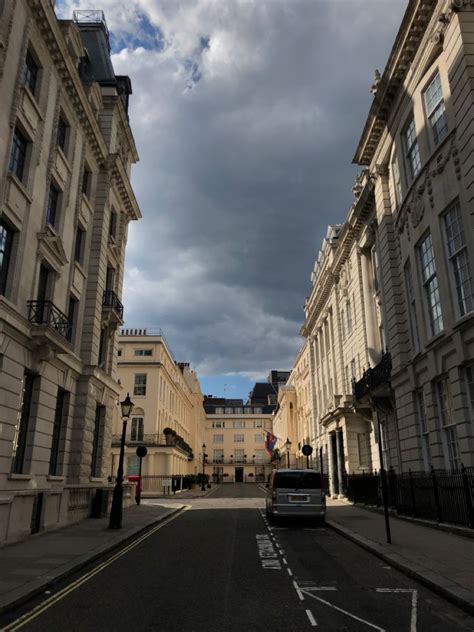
2 507 188 631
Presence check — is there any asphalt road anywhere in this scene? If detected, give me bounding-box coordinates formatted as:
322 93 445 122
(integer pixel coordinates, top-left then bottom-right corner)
3 484 473 631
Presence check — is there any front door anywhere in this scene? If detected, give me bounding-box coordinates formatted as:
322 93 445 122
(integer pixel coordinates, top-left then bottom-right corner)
235 467 243 482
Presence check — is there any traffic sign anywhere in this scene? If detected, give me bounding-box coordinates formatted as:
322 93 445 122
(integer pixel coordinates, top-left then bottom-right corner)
136 445 148 458
301 444 313 456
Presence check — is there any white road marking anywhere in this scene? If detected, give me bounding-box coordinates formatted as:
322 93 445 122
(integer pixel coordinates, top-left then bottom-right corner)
282 557 288 565
376 589 417 632
287 568 293 576
306 609 318 627
298 587 386 631
262 559 281 569
256 534 281 569
293 580 305 601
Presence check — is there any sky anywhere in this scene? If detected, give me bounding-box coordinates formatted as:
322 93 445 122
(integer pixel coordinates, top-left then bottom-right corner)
56 0 407 400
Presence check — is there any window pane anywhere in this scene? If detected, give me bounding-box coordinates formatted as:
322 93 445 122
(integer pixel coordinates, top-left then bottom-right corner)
418 234 443 335
0 220 13 296
46 184 59 227
444 203 473 316
9 128 28 181
23 51 39 95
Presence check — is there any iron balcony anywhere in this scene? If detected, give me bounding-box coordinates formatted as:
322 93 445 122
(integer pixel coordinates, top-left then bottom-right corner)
102 290 124 322
353 351 392 402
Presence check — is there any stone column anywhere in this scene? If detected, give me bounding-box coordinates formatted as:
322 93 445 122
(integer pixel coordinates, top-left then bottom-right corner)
336 429 345 496
327 433 336 497
359 249 380 367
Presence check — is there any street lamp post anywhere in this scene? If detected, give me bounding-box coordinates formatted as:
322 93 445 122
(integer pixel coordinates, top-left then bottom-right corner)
201 443 207 491
284 437 292 468
109 393 134 529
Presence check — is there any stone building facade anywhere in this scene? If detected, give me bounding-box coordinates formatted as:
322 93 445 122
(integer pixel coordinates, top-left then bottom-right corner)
203 395 275 483
111 329 205 479
352 0 474 472
0 3 140 543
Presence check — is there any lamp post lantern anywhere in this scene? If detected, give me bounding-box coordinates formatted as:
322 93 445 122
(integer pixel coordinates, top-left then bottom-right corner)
284 437 292 468
109 393 134 529
201 443 207 491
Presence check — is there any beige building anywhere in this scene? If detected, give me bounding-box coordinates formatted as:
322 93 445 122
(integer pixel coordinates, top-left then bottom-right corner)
111 329 206 481
0 4 140 543
203 395 275 483
351 0 474 472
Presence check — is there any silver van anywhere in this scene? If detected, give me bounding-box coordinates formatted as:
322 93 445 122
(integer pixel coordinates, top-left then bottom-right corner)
265 468 326 524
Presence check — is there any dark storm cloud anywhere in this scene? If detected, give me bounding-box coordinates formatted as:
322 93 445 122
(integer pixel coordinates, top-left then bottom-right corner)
58 0 407 376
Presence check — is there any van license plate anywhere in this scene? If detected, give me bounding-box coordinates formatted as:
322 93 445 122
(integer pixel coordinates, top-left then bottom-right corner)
289 495 309 503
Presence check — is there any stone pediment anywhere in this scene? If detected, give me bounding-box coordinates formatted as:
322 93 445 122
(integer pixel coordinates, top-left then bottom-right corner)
37 226 69 271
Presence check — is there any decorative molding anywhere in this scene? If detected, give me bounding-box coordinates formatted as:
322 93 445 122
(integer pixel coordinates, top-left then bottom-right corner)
37 226 69 271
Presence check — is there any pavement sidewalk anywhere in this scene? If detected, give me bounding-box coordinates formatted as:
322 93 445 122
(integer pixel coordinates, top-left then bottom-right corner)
0 502 183 615
326 499 474 614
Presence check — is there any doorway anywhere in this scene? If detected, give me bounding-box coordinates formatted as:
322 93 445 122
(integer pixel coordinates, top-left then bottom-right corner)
235 467 243 482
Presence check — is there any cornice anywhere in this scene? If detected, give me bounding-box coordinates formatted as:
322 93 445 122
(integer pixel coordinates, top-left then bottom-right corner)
108 154 142 220
353 0 438 166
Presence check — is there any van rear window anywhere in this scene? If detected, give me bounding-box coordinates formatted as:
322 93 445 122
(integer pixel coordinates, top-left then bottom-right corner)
273 472 322 489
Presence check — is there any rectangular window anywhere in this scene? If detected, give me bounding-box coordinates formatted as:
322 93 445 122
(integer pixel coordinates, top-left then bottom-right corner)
213 434 224 443
415 390 431 472
98 328 107 369
255 449 265 463
350 358 357 379
212 420 224 428
437 379 460 470
91 405 104 477
418 233 443 336
234 433 244 443
255 419 263 428
357 433 369 468
23 50 39 95
234 407 243 414
234 449 244 463
109 211 117 241
45 183 60 228
403 116 422 179
424 72 448 145
49 388 67 476
0 220 14 296
443 201 473 317
74 227 84 264
404 261 420 352
133 373 147 396
255 434 264 443
134 349 153 356
11 373 36 474
66 295 77 342
254 407 262 414
213 449 224 463
9 127 28 182
244 407 252 414
346 301 353 335
131 416 144 442
224 407 233 414
233 420 243 429
215 407 224 414
56 115 68 153
126 455 140 476
81 165 91 198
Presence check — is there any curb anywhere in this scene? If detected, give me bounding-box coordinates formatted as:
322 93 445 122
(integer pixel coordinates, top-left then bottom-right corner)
326 519 474 616
0 506 184 617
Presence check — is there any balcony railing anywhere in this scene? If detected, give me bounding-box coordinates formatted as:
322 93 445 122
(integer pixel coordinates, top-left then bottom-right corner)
27 300 71 339
111 433 193 458
353 351 392 402
103 290 124 320
210 458 267 465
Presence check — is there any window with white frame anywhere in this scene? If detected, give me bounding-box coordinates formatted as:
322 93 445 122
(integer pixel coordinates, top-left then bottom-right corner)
213 434 224 443
130 416 144 442
255 434 264 443
424 72 448 146
404 261 421 353
234 407 243 414
234 433 244 443
350 358 357 380
233 420 244 429
437 379 460 470
340 307 346 339
255 449 265 463
133 373 147 396
415 390 431 472
212 420 225 428
225 407 233 414
254 407 262 414
403 116 422 179
255 419 263 428
418 233 443 336
346 300 353 335
244 407 252 414
344 365 350 394
134 349 152 356
215 407 224 414
234 449 245 463
213 449 224 463
443 201 473 317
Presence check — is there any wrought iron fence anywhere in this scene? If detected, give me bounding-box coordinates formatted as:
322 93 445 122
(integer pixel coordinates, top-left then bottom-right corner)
353 351 392 401
27 300 71 339
102 290 124 319
139 475 192 495
344 466 474 528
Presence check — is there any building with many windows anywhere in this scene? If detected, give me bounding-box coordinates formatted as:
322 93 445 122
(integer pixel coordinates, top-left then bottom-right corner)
111 329 206 480
0 4 140 543
203 393 275 483
351 0 474 472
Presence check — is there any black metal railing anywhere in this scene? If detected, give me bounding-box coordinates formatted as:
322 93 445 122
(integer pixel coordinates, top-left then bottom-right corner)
103 290 124 319
27 300 71 339
344 466 474 529
353 351 392 401
111 433 193 457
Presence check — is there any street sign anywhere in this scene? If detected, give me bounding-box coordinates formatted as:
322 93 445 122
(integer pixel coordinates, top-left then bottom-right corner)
136 445 148 458
162 478 172 487
301 444 313 456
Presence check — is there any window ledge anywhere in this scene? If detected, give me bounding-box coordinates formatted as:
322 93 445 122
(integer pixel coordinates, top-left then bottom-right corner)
7 172 33 204
452 312 474 331
424 331 445 349
46 475 65 482
8 473 31 481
